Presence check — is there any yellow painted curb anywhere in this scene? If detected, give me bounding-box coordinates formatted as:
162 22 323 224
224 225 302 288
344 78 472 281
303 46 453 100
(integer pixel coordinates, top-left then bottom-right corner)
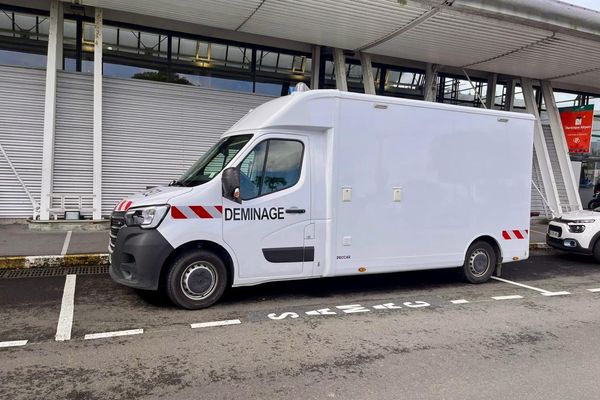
0 254 109 269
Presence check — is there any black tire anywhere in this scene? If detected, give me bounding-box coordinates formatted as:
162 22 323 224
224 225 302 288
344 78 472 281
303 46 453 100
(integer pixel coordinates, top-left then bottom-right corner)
589 200 600 210
165 249 228 309
593 240 600 263
461 241 496 284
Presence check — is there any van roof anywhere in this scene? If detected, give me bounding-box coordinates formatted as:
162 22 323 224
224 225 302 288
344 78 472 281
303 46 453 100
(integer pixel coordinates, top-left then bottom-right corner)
226 89 535 133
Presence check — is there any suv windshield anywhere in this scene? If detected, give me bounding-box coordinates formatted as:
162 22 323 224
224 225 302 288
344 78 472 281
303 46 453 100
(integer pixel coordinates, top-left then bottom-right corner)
173 134 252 187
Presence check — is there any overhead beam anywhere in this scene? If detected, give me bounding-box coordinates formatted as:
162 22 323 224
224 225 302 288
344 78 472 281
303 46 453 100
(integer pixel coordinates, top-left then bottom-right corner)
521 77 562 216
540 80 582 211
40 0 63 221
356 5 443 52
359 52 376 95
333 48 348 92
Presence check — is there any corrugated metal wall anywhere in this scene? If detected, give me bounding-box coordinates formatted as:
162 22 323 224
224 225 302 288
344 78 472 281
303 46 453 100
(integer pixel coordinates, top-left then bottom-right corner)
102 77 274 215
53 72 94 215
0 65 45 219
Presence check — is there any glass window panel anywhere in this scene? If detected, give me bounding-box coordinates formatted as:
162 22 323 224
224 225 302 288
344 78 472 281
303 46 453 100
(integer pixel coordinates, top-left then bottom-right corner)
37 17 49 37
119 30 138 49
83 23 94 42
278 53 293 70
210 43 227 61
255 81 283 96
0 12 12 31
139 32 159 50
0 49 46 68
63 20 77 39
240 141 268 200
258 51 278 71
103 63 157 79
261 140 303 196
14 14 37 32
102 26 118 47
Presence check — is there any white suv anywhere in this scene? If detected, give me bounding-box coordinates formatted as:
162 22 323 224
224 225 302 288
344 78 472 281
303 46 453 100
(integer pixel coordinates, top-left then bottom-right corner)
547 210 600 261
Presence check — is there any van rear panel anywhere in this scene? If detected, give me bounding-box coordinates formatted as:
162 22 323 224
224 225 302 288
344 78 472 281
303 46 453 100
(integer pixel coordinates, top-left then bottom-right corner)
330 97 534 276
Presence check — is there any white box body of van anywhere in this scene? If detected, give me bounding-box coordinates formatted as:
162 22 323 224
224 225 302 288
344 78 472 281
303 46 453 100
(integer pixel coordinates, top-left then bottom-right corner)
109 90 535 306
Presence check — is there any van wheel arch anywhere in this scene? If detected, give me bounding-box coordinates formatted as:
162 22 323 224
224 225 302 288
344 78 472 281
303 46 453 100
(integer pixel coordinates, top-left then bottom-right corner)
160 240 235 290
464 236 502 278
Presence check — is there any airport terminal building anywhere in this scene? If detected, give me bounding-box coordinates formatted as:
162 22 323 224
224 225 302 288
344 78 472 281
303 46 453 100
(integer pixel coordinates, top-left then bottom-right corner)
2 0 600 221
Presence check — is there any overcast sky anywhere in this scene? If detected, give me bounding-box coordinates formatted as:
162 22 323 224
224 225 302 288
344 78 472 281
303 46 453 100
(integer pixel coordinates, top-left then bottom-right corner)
560 0 600 11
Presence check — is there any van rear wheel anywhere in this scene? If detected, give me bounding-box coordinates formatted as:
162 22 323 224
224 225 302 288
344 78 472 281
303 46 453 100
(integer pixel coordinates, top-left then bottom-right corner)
461 241 496 284
165 249 228 309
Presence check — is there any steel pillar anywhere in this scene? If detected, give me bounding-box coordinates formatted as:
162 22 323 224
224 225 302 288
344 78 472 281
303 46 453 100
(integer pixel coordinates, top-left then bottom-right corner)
93 8 103 220
310 45 321 90
521 78 561 216
359 52 376 95
504 79 516 111
485 73 497 109
332 48 348 92
541 80 582 211
40 0 63 220
424 63 438 102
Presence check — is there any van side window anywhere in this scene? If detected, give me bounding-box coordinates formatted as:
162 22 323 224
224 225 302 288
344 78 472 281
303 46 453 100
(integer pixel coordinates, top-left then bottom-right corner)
239 139 304 200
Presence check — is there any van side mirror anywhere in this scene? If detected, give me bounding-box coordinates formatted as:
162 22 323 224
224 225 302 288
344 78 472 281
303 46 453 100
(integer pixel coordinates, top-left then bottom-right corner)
222 167 241 204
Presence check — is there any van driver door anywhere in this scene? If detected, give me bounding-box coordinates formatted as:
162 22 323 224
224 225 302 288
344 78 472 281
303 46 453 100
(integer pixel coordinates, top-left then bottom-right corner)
222 134 313 280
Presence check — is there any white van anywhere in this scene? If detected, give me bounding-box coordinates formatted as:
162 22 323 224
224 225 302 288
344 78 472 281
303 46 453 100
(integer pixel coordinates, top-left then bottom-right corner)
109 90 535 309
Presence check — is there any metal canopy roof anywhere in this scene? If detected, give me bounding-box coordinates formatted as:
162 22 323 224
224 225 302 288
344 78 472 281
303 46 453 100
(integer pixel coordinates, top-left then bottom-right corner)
70 0 600 92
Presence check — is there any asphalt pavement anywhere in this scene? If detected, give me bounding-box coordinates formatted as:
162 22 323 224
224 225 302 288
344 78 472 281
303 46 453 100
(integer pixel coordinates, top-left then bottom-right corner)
2 251 600 399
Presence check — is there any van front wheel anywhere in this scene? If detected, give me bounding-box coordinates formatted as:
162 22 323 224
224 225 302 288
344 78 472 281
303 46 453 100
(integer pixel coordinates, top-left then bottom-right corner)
461 241 496 284
165 249 228 309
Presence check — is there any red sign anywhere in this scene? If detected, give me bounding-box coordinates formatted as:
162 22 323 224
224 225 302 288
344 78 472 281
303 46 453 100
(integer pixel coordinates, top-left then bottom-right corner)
559 105 594 153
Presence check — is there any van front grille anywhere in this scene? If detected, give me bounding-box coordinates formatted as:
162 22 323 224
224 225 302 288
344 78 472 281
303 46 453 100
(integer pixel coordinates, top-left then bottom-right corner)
109 211 126 253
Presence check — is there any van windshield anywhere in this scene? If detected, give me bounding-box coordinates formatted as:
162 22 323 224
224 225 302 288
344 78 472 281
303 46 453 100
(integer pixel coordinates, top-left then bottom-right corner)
172 134 253 187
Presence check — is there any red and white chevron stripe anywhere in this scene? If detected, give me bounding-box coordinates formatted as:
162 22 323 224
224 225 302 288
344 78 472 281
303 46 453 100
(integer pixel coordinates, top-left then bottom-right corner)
502 229 529 240
115 200 133 211
171 205 223 219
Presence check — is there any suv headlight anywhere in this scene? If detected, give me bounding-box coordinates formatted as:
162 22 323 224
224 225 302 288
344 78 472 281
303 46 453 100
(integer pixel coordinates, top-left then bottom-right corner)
125 205 169 229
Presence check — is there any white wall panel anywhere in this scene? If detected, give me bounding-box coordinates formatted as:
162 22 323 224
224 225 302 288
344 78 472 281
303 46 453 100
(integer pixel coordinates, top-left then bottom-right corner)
102 77 274 215
53 72 94 215
0 65 45 219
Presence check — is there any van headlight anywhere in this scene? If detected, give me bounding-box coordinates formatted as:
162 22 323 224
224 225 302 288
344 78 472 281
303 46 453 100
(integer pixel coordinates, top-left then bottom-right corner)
125 205 169 229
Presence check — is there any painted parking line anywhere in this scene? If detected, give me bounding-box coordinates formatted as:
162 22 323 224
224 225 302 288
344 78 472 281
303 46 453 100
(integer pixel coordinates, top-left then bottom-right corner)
60 230 72 256
588 288 600 292
0 340 28 348
491 276 570 296
492 295 524 300
84 329 144 340
190 319 241 329
55 274 76 342
450 299 469 304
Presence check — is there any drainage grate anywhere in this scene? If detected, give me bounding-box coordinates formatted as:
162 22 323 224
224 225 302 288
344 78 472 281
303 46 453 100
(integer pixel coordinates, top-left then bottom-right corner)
0 265 109 279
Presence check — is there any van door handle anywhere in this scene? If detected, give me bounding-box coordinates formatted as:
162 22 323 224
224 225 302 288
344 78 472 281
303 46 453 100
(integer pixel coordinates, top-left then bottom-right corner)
285 208 306 214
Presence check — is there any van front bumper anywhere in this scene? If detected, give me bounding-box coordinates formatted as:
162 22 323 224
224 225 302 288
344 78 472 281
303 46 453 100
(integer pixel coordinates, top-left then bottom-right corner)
109 226 174 290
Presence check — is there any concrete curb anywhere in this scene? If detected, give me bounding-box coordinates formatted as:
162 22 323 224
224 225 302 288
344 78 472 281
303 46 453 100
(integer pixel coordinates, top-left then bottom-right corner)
0 254 109 269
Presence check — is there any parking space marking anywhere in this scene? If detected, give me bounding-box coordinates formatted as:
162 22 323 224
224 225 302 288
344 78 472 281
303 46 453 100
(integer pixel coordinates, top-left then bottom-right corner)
0 340 28 348
55 274 76 342
541 291 571 296
492 295 524 300
587 288 600 293
84 329 144 340
530 229 547 235
450 299 469 304
190 319 241 329
60 231 72 256
491 276 567 296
